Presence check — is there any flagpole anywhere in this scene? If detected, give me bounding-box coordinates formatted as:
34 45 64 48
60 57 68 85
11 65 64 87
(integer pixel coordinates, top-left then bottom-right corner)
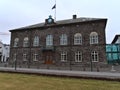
54 0 56 22
52 0 56 22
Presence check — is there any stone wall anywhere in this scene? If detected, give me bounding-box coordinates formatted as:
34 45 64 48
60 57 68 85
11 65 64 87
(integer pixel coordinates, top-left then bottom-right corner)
9 19 107 69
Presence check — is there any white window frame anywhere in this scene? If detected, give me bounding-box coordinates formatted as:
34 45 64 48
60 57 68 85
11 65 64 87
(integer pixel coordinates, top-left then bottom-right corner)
61 52 67 62
90 32 98 44
91 51 99 62
14 38 19 47
60 34 67 45
75 51 82 62
33 36 39 46
33 53 38 61
46 35 53 46
74 33 82 45
23 37 29 47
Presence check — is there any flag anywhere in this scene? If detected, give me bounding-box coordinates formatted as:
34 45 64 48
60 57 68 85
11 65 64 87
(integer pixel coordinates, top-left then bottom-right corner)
52 4 56 9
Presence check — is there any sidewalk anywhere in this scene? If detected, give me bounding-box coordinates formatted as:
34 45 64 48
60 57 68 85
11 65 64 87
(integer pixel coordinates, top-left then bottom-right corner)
0 67 120 81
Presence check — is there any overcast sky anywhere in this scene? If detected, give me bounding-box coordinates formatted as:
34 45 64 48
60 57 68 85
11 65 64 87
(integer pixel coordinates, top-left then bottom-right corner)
0 0 120 44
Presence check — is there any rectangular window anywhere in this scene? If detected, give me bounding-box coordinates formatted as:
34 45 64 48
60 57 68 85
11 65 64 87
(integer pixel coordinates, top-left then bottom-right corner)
112 45 118 52
74 37 82 45
74 33 82 45
106 45 112 52
113 53 118 60
90 36 98 44
61 52 67 62
91 51 99 62
33 54 38 61
60 34 67 45
46 35 53 46
33 36 39 47
90 32 98 44
75 51 82 62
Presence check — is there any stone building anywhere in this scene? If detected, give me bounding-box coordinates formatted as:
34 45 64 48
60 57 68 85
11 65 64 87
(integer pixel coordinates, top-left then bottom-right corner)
9 15 107 70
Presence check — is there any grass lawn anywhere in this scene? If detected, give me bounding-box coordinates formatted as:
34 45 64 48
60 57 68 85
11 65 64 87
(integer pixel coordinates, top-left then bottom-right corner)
0 73 120 90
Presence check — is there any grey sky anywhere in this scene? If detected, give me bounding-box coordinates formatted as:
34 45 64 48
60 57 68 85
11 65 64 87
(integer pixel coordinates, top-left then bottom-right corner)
0 0 120 44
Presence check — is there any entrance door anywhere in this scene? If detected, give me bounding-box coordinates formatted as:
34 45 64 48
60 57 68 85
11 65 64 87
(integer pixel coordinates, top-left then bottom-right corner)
44 51 53 64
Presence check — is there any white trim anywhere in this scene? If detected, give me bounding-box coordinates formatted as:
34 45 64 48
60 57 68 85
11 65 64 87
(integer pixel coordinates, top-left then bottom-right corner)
33 36 39 46
33 54 38 61
46 35 53 46
14 38 19 47
91 51 99 62
61 51 67 62
23 37 29 47
90 32 98 44
60 34 67 45
74 33 82 45
75 51 82 62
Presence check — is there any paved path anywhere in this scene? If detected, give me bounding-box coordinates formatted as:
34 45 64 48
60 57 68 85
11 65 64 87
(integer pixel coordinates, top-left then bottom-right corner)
0 67 120 81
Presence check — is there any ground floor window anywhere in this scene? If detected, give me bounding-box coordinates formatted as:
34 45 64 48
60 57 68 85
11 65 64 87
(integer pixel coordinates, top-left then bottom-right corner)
61 52 67 62
75 51 82 62
33 54 38 61
91 51 99 62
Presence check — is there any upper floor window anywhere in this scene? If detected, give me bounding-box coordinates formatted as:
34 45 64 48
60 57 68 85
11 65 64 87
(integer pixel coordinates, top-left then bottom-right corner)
91 51 99 62
46 35 53 46
61 51 67 62
33 36 39 47
106 45 112 52
75 51 82 62
90 32 98 44
112 45 118 52
74 33 82 45
60 34 67 45
14 38 19 47
23 37 29 47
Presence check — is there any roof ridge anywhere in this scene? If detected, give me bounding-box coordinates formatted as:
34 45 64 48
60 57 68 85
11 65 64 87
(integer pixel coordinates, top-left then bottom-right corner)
10 17 107 31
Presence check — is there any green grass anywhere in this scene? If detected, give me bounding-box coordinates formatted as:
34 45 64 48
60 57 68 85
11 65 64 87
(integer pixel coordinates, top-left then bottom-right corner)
0 73 120 90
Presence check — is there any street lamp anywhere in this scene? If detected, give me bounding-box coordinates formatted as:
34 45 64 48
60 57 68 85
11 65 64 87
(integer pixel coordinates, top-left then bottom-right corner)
14 59 17 70
14 53 17 70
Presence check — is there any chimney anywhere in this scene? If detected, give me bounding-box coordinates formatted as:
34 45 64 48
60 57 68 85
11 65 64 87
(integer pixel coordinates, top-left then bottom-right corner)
73 15 77 19
45 19 48 24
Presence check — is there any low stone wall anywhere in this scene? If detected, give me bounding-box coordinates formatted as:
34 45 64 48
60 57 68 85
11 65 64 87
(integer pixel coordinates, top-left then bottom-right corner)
2 62 115 72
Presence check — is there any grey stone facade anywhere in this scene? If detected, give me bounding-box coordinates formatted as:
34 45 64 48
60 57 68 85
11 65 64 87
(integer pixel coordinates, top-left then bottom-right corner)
9 16 107 70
